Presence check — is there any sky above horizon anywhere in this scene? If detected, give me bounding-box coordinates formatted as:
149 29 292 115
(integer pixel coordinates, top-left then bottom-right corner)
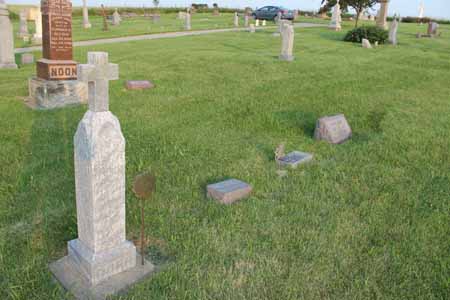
7 1 450 19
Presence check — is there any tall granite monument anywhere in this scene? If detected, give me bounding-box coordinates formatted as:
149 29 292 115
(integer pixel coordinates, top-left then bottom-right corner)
28 0 87 109
82 0 91 28
279 22 294 61
0 0 18 69
49 52 154 300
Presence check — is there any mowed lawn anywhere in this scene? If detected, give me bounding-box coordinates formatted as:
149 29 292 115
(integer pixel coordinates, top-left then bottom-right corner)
11 12 271 48
1 22 449 300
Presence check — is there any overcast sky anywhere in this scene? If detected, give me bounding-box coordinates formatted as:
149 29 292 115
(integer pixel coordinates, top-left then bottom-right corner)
7 1 450 19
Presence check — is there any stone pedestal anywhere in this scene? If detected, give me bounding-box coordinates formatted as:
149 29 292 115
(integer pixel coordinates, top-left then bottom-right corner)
27 77 87 109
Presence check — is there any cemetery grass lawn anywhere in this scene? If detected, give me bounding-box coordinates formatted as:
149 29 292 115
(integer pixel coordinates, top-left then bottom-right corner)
11 13 256 48
1 22 450 300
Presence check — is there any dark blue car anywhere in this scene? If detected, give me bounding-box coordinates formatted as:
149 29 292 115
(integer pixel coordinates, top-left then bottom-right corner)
252 6 294 21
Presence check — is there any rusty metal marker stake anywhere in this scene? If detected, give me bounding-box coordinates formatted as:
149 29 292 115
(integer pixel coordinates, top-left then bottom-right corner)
132 173 156 265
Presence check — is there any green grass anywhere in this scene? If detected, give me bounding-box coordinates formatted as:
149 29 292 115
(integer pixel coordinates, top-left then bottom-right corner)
1 22 449 300
11 12 277 48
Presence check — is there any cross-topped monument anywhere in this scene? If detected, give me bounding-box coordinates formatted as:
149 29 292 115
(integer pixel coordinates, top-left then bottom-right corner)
50 52 154 299
78 52 118 112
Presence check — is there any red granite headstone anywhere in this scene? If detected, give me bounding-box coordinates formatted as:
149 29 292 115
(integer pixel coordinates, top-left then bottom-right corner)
36 0 77 80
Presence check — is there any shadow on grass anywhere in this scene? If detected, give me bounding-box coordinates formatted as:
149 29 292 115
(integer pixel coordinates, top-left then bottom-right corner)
273 110 317 138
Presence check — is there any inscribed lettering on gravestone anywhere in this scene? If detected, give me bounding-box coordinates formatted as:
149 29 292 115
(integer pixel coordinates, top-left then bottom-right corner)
37 0 77 80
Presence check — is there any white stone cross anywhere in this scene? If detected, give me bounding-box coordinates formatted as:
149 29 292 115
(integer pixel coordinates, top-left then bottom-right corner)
78 52 119 112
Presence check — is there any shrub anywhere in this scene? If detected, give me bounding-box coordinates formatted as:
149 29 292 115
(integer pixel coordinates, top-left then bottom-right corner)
344 26 388 44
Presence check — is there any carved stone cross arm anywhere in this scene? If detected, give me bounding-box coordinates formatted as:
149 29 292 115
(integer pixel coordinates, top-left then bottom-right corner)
77 52 119 112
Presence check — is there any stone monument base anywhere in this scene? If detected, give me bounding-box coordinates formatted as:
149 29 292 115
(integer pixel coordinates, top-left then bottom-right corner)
279 54 294 62
0 63 18 69
27 77 87 110
50 253 155 300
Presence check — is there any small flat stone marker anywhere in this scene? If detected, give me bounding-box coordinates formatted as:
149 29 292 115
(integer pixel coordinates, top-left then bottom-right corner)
314 114 352 144
21 53 34 65
207 179 252 204
277 151 313 168
125 80 154 90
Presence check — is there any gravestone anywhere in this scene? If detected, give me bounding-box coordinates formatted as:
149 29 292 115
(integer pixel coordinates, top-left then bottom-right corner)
32 7 42 43
207 179 252 205
21 53 34 64
212 8 219 16
49 52 154 300
362 38 372 48
185 12 191 30
0 0 18 69
262 20 266 26
125 80 154 90
276 11 282 23
279 22 294 61
18 9 29 37
234 12 239 27
427 22 439 36
177 11 186 20
112 8 121 25
388 17 399 45
277 151 313 169
273 19 287 37
249 24 255 33
28 0 87 109
82 0 91 28
314 114 352 144
255 19 259 27
376 0 389 30
329 0 342 31
244 14 249 27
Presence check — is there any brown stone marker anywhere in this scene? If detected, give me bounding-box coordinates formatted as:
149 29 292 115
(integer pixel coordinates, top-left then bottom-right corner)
125 80 155 90
36 0 77 81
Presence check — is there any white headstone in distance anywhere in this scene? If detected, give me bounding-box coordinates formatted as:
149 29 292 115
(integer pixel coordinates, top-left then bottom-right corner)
0 0 18 69
388 17 399 45
329 0 342 31
279 22 294 61
249 23 255 33
244 14 249 27
362 38 372 48
112 8 121 25
185 12 191 30
255 19 259 27
234 12 239 27
82 0 91 29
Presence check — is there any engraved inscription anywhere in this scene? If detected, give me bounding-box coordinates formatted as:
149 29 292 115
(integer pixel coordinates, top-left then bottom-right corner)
48 65 77 79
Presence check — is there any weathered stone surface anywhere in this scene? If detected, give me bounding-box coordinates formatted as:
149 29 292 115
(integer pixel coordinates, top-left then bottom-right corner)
329 0 342 31
82 0 91 29
125 80 154 90
376 0 389 30
207 179 252 204
32 8 42 44
112 9 121 25
21 53 35 65
388 17 399 45
65 52 138 286
279 23 294 61
50 253 154 300
27 77 87 109
234 12 239 27
0 0 18 69
277 151 313 168
362 38 372 48
18 9 29 37
185 12 191 30
249 24 255 33
314 114 352 144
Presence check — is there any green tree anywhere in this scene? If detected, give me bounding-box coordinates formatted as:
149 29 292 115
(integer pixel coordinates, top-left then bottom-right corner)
320 0 381 27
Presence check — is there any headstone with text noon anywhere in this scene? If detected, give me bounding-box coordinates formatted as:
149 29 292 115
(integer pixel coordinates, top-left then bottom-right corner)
27 0 87 109
0 0 18 69
49 52 155 300
314 114 352 144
